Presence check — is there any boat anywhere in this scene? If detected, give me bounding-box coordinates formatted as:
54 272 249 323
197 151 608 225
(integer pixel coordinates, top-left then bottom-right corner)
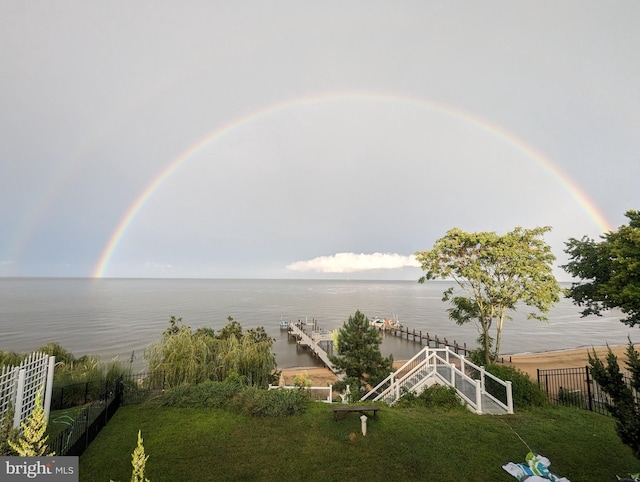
369 314 402 330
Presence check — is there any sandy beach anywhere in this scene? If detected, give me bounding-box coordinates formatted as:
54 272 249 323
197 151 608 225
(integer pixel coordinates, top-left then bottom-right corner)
279 345 632 386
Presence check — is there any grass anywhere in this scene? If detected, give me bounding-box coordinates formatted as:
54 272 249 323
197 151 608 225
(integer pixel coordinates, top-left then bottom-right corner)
47 407 87 440
78 402 639 481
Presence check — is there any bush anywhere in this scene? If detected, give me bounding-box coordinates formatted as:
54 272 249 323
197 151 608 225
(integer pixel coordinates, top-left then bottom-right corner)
161 376 245 408
557 387 585 408
395 384 465 410
230 387 312 417
484 364 548 409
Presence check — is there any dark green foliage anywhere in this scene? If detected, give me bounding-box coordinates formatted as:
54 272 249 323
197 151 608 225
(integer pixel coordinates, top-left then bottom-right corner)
557 387 585 409
589 341 640 459
229 387 312 417
395 384 465 410
160 376 245 408
158 374 310 417
563 212 640 459
0 404 18 455
329 310 393 398
563 210 640 327
485 364 548 409
216 317 243 340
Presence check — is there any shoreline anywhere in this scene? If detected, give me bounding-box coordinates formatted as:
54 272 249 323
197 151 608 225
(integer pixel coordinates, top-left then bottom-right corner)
279 345 632 385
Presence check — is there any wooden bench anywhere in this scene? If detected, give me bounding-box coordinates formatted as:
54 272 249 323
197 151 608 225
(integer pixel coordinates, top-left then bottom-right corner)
332 405 379 421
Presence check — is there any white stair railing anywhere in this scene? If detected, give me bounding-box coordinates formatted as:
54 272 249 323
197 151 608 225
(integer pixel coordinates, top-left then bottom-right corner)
360 346 513 415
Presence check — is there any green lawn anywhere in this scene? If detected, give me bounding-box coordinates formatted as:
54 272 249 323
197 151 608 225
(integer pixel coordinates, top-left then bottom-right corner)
78 402 639 481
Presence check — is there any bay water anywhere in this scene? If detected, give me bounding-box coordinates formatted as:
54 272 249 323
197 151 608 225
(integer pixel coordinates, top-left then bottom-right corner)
1 278 637 370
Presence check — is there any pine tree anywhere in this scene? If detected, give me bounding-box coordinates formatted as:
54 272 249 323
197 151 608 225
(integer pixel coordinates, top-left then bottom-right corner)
589 341 640 459
329 310 393 398
7 390 54 456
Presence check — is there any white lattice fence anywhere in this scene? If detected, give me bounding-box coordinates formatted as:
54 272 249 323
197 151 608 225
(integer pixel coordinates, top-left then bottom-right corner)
0 352 55 429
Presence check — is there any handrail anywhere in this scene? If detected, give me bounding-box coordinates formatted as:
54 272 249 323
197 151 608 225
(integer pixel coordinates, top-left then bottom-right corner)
360 346 513 414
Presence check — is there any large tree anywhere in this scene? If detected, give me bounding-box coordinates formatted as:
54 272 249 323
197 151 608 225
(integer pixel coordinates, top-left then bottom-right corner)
416 226 561 365
563 209 640 327
329 310 393 398
563 211 640 459
146 316 277 388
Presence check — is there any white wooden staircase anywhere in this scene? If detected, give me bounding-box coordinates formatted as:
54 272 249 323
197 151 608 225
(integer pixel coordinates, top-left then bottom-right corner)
360 346 513 415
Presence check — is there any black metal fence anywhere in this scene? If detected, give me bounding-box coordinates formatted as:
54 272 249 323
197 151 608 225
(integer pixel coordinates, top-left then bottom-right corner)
537 366 634 417
49 371 165 456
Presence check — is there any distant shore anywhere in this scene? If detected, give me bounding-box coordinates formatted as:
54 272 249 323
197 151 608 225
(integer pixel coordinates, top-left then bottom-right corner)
279 345 631 386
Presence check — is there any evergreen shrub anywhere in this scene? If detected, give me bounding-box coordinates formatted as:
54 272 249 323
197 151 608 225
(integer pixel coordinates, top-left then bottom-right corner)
395 384 465 410
484 364 548 409
557 387 585 408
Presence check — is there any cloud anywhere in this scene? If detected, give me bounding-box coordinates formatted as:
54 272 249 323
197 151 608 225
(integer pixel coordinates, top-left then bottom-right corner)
286 252 420 273
145 261 173 270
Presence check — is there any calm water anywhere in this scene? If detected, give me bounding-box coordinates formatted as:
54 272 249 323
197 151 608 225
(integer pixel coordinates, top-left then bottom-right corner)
1 278 637 370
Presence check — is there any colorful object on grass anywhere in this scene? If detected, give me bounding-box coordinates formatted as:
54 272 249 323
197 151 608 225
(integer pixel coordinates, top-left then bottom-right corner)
616 474 640 482
502 452 570 482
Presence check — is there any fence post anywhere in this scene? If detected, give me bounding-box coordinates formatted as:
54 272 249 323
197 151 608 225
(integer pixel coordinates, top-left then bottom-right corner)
585 366 593 412
13 369 26 429
506 381 513 414
475 379 482 414
43 356 55 424
84 407 90 453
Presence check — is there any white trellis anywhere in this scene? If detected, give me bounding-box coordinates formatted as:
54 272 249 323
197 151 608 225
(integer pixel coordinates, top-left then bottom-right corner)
0 352 55 429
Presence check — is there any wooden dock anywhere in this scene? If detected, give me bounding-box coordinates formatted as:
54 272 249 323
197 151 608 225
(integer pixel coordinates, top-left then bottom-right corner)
379 325 511 364
285 319 511 370
287 322 343 380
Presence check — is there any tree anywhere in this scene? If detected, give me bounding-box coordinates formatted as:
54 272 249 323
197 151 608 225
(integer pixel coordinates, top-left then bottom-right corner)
415 226 561 365
328 310 393 398
563 211 640 459
563 210 640 327
146 316 277 388
8 390 54 456
588 341 640 459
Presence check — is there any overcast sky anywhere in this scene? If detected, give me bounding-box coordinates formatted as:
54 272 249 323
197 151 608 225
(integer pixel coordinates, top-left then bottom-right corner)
1 2 638 280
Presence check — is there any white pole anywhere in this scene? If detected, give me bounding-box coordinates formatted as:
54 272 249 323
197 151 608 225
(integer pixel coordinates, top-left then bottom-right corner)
475 379 482 414
43 356 55 424
13 369 26 429
360 415 368 436
506 381 514 414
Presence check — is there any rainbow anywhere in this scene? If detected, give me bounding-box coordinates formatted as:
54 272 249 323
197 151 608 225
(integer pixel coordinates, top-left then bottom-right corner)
92 90 613 278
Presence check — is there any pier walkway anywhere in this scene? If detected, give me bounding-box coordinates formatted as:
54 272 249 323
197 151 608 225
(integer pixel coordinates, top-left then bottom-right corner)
287 322 343 380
